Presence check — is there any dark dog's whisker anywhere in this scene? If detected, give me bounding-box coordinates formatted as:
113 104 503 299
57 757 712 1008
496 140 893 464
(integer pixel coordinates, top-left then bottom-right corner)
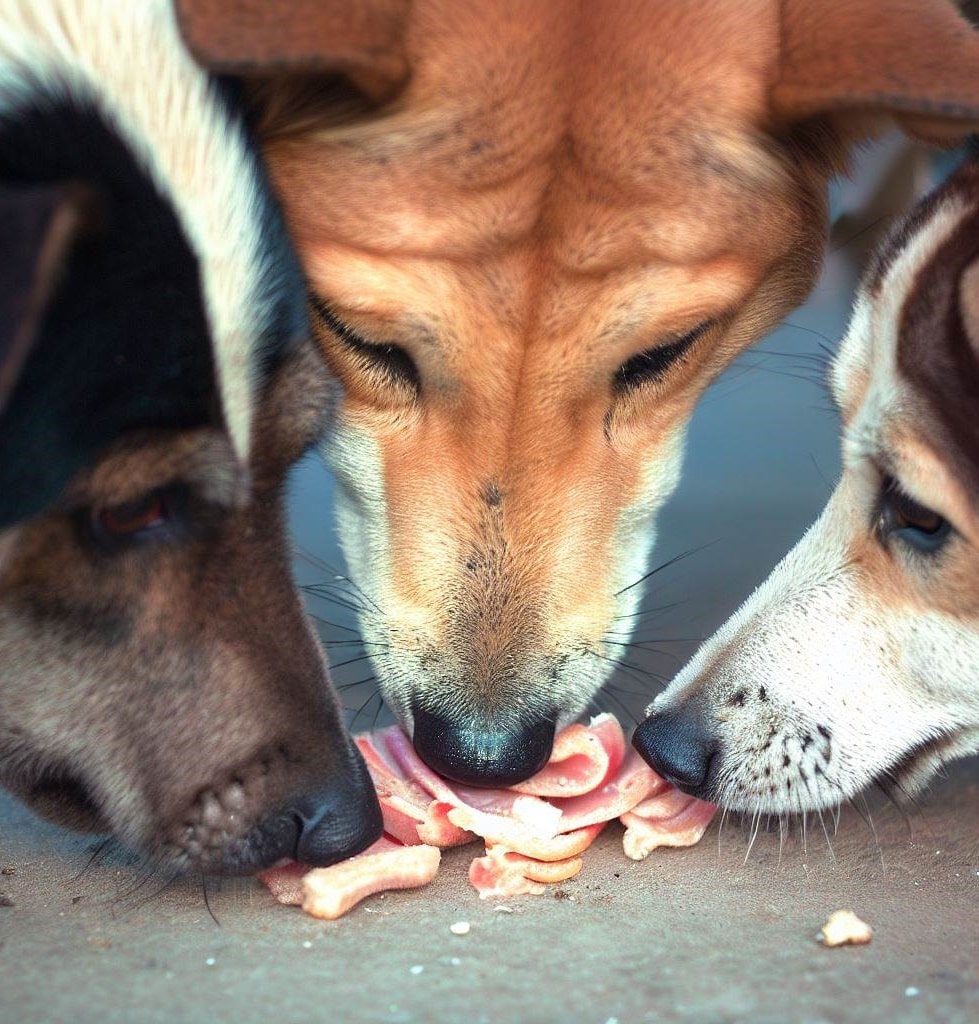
201 873 221 927
125 869 183 917
304 586 369 614
321 639 389 649
595 686 639 725
350 691 384 732
70 836 115 883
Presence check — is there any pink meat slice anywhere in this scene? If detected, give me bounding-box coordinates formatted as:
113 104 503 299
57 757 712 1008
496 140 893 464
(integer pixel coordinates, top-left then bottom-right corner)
258 836 405 906
619 787 717 861
468 845 585 899
355 733 475 847
550 749 660 832
302 844 442 921
259 715 715 915
511 714 626 797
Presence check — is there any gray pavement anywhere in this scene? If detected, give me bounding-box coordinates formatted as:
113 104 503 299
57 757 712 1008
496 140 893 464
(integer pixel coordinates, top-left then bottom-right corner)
2 137 977 1023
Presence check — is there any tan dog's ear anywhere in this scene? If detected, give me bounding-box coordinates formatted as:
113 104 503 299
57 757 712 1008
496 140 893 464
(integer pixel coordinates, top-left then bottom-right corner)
173 0 409 101
774 0 979 143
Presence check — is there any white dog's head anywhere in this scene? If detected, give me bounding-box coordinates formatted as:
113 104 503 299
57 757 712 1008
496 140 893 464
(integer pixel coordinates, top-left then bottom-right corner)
634 155 979 814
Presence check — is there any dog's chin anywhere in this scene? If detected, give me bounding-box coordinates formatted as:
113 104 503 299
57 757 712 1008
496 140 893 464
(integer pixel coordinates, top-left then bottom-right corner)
877 731 972 801
24 768 110 834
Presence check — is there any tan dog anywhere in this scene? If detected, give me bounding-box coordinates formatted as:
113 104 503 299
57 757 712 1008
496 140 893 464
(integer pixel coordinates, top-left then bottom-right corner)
179 0 979 786
634 153 979 813
0 0 381 874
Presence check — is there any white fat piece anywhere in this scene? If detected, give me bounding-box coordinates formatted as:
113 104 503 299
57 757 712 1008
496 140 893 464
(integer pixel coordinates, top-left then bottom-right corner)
0 0 269 458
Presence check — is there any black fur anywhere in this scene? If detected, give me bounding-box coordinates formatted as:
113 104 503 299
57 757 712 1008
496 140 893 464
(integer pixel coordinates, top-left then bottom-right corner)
0 76 308 528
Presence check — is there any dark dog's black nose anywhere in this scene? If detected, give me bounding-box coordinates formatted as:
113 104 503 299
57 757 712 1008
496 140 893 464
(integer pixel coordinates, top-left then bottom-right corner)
292 751 383 867
632 706 716 796
412 707 555 787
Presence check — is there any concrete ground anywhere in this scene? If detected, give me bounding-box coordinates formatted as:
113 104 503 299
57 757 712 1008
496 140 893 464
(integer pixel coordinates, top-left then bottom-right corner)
2 765 977 1024
2 140 976 1023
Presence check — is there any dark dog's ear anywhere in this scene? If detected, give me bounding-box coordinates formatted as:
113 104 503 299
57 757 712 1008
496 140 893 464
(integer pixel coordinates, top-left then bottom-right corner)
0 182 91 417
173 0 409 101
773 0 979 144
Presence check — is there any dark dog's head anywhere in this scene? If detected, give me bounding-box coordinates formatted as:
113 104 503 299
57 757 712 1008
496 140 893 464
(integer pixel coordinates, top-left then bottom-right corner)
0 0 381 874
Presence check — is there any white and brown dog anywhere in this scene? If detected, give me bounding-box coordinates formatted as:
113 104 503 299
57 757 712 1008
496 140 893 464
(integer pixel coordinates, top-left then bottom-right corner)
634 153 979 815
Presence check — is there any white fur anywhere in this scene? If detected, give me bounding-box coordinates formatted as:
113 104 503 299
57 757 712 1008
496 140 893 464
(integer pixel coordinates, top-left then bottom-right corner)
0 0 269 457
650 188 979 812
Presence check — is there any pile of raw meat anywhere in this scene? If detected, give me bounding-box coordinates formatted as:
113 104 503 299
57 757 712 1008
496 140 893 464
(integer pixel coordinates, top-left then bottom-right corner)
259 714 715 920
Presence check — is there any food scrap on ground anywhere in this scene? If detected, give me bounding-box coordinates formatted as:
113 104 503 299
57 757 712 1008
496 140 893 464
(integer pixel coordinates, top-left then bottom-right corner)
820 909 874 947
259 714 716 919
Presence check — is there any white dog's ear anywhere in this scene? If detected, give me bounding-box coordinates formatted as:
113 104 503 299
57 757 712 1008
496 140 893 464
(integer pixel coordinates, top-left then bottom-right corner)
174 0 409 101
773 0 979 144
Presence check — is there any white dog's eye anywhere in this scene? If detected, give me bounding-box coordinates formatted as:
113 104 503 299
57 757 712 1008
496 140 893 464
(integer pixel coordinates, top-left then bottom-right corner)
877 477 951 555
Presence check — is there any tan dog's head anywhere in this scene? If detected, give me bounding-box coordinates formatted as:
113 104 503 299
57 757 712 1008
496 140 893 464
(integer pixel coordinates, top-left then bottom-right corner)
182 0 979 785
0 0 381 873
635 155 979 812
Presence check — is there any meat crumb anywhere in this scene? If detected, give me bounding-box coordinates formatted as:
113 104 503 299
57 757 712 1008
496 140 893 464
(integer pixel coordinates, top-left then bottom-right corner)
449 920 471 935
820 909 873 947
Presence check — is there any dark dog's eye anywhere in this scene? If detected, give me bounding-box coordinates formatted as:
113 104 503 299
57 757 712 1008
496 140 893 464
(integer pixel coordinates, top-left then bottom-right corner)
878 477 951 554
312 300 420 392
613 321 711 395
98 494 166 535
86 488 181 552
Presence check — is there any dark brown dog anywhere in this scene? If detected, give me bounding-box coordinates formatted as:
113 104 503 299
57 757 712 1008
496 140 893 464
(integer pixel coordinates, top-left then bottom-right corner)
0 0 381 874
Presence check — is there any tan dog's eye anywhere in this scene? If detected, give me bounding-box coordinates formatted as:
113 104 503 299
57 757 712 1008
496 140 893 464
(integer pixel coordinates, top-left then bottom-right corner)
312 300 420 393
613 321 711 395
877 477 951 555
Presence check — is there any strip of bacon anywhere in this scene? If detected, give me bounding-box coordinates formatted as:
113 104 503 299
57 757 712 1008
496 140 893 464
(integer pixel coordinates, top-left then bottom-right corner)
302 844 442 921
468 845 584 899
619 788 717 861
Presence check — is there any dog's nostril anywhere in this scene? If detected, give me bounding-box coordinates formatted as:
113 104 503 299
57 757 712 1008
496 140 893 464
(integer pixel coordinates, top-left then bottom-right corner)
632 706 717 796
411 707 555 787
291 753 383 868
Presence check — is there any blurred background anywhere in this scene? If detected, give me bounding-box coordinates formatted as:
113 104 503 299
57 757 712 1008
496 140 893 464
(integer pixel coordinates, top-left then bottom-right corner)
289 134 965 732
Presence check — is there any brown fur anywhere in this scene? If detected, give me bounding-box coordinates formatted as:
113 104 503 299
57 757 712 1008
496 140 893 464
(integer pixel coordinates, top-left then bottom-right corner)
183 0 979 748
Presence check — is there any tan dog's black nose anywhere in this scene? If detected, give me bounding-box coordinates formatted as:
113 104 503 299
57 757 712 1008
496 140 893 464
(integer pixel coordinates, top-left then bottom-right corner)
412 707 555 787
632 707 717 797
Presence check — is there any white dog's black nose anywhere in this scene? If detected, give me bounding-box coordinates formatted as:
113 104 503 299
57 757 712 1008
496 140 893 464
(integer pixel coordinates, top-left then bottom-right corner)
412 707 555 787
632 707 717 796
